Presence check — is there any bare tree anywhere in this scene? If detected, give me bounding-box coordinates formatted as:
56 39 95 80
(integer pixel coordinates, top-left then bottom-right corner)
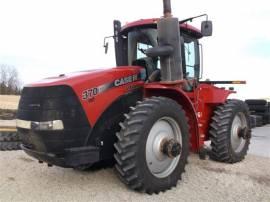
0 64 22 95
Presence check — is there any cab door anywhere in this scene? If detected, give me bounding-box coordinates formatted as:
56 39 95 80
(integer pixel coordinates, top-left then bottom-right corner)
182 35 200 81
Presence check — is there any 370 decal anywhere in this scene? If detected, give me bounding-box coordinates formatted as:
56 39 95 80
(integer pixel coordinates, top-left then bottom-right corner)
82 87 99 100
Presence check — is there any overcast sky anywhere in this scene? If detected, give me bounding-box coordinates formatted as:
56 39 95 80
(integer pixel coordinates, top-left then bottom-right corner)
0 0 269 99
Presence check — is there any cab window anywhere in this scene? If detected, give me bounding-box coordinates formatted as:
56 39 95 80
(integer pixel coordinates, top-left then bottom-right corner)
185 41 195 78
126 28 200 79
128 28 157 65
137 43 153 59
183 36 200 80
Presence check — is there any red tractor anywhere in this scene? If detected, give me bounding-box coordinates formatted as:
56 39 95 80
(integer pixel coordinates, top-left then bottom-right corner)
16 0 251 194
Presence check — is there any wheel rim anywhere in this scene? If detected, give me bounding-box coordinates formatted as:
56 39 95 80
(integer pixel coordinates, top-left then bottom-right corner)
146 117 182 178
230 112 247 153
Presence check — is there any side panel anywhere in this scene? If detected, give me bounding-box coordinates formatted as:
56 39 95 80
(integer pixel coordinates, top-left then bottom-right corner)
144 83 200 152
75 73 145 126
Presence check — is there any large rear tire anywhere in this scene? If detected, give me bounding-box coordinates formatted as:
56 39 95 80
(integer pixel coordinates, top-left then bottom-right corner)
114 97 189 194
209 99 251 163
248 105 267 112
245 99 267 105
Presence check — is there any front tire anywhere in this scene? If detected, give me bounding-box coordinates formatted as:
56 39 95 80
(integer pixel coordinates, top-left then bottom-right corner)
209 99 251 163
114 97 189 194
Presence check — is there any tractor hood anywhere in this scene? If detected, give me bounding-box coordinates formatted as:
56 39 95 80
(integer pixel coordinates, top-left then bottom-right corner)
27 66 145 89
21 65 146 125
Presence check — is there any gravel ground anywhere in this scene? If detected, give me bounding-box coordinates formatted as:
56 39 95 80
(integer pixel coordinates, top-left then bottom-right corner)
0 152 269 202
249 125 270 158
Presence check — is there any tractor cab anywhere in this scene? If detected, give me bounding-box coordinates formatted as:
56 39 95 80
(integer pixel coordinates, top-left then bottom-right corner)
113 18 211 85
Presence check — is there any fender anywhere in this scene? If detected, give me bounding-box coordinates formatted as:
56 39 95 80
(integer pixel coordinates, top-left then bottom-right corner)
194 83 235 142
196 83 234 104
144 83 200 152
85 88 143 161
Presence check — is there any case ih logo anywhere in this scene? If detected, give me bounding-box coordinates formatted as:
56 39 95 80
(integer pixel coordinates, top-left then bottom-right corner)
114 75 138 87
82 74 140 101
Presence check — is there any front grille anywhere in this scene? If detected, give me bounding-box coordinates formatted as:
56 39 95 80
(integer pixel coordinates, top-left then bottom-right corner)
17 85 89 128
17 85 91 153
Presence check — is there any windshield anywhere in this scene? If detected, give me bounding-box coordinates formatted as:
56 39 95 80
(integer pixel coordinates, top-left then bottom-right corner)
128 28 158 65
126 28 200 80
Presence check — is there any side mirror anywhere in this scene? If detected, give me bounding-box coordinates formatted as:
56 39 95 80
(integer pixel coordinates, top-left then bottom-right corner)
103 36 114 54
104 42 109 54
201 21 213 36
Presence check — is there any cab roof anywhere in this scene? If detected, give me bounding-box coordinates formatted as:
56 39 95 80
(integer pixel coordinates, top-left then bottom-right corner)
121 18 203 39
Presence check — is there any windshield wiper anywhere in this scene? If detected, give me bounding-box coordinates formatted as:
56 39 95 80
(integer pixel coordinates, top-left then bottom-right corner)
180 14 208 24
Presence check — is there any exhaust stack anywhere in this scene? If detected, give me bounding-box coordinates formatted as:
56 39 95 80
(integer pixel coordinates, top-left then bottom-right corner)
163 0 172 17
147 0 183 82
159 0 183 82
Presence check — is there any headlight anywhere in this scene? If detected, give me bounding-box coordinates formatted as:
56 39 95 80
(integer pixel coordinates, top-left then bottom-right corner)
16 119 64 131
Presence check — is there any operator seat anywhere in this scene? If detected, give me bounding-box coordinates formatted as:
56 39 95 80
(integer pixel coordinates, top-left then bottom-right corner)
132 57 160 82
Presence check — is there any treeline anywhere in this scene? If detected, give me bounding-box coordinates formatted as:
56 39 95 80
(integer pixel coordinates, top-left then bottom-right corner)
0 64 21 95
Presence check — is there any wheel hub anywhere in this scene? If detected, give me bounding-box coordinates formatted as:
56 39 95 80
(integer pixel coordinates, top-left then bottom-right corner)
231 112 248 153
238 127 251 140
146 117 182 178
161 139 182 158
